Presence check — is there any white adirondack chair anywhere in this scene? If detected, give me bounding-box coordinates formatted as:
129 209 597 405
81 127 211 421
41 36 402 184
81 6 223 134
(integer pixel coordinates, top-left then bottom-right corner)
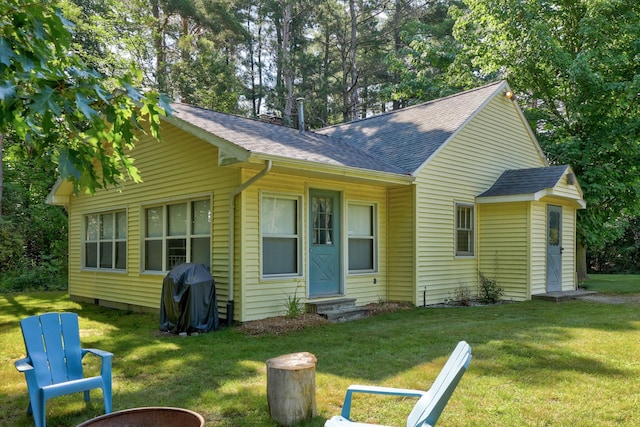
325 341 472 427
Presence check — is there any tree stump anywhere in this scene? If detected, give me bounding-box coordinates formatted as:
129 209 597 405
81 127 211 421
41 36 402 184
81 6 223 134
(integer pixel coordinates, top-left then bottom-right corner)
266 352 317 426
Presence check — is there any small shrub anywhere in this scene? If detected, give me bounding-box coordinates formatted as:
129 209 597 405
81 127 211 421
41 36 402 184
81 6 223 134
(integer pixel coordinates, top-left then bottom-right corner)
478 272 503 304
283 285 305 318
450 283 474 306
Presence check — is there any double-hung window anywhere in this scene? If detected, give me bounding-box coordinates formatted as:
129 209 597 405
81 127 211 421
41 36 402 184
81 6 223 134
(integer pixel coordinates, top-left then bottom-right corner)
455 203 475 256
84 211 127 270
144 198 211 272
261 194 300 276
348 203 376 272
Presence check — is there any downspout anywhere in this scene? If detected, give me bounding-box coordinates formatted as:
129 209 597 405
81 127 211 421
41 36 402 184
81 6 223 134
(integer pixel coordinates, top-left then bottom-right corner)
227 160 272 326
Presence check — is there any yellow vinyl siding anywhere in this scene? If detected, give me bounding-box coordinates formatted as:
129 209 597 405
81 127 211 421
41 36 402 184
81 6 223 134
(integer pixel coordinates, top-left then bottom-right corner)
561 203 577 290
67 123 239 314
235 172 390 321
530 202 548 295
387 185 415 303
414 93 547 304
478 203 530 301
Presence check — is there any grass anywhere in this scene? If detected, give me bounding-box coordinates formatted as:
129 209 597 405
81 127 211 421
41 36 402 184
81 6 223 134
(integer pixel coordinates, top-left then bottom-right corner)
1 274 640 426
582 273 640 294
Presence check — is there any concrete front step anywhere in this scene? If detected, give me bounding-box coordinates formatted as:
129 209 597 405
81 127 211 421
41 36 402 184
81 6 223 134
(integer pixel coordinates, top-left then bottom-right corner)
532 289 597 302
306 298 370 323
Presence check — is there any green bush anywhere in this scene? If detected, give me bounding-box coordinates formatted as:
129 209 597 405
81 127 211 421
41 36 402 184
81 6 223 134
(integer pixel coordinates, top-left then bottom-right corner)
0 219 24 270
478 272 503 304
0 256 67 292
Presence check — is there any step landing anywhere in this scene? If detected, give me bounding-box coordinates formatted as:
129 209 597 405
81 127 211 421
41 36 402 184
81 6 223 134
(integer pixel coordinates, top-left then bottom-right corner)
532 289 597 302
306 298 370 323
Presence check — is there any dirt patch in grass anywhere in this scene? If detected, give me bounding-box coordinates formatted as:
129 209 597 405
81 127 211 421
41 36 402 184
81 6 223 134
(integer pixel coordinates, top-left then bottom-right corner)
238 302 413 336
577 293 640 304
363 301 414 315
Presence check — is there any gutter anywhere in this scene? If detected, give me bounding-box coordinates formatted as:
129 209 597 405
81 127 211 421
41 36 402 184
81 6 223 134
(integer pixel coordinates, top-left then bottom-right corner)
226 160 272 326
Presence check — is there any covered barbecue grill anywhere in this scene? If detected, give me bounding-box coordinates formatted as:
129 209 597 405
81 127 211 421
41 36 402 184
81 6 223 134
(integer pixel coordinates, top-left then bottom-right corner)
160 263 219 333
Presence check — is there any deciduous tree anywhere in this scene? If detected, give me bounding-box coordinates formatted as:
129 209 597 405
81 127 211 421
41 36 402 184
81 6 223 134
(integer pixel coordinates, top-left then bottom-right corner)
451 0 640 279
1 0 169 199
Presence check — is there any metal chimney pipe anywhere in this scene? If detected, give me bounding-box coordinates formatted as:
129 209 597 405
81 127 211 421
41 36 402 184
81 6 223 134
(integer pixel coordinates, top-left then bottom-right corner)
296 97 305 133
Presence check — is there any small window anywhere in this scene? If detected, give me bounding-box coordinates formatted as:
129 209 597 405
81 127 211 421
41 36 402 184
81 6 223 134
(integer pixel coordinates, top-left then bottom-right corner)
456 204 474 256
261 195 300 276
143 198 211 272
84 210 127 270
348 203 376 272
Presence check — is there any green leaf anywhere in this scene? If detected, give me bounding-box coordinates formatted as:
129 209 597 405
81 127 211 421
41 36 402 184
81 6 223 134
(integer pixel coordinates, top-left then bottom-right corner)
57 148 82 181
0 39 15 66
30 86 55 115
75 93 98 119
0 82 16 101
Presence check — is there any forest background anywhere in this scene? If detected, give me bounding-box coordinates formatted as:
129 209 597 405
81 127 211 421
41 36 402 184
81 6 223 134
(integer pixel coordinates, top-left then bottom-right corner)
1 0 639 291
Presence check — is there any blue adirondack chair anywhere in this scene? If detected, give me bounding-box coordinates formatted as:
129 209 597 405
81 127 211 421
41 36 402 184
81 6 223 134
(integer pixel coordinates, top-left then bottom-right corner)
14 312 113 427
325 341 472 427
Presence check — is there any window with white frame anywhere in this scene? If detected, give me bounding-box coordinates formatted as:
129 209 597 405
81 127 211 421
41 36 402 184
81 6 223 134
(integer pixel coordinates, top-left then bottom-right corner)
455 203 474 256
348 203 376 272
84 210 127 270
261 194 300 276
144 198 211 272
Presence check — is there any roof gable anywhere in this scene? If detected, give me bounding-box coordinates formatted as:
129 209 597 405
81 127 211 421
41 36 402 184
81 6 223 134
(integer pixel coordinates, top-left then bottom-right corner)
316 81 508 175
478 166 569 197
477 165 586 208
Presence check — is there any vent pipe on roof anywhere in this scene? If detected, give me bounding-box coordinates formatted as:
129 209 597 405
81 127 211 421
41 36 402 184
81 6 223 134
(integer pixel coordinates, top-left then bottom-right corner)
296 97 305 133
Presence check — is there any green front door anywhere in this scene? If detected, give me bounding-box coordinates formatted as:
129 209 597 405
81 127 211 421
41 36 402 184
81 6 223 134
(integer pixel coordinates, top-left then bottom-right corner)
309 190 341 296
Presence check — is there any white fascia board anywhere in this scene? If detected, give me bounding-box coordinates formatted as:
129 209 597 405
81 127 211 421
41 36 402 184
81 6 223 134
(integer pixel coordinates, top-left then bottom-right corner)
477 188 587 209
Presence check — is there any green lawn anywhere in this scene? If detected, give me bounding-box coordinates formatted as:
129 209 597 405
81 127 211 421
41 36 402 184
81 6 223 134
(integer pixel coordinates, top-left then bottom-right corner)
582 273 640 294
2 275 640 426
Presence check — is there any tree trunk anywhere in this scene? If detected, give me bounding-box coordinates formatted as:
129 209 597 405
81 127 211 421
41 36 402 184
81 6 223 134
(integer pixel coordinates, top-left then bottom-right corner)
151 0 168 94
348 0 359 121
266 352 317 426
247 12 258 117
576 240 589 282
281 1 294 126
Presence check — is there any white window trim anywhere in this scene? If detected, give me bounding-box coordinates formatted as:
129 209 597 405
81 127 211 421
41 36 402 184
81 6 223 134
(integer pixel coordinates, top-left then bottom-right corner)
141 196 212 273
82 209 128 271
455 202 475 257
260 192 303 279
347 202 378 274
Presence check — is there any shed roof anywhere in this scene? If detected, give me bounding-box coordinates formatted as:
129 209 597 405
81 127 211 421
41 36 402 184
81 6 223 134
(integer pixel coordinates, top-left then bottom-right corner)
478 165 570 198
316 81 507 175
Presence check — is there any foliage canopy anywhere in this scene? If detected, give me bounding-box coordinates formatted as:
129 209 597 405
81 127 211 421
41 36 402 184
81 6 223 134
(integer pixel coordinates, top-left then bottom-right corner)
0 0 170 193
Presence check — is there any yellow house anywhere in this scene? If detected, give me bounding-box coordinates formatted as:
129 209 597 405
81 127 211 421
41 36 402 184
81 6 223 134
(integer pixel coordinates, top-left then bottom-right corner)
48 81 585 323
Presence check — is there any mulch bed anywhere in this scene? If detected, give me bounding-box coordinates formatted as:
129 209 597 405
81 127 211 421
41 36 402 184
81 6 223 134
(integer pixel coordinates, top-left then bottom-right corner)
237 301 413 336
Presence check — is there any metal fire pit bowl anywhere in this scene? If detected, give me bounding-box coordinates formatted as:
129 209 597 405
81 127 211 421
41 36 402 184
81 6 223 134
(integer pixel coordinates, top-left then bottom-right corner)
76 407 205 427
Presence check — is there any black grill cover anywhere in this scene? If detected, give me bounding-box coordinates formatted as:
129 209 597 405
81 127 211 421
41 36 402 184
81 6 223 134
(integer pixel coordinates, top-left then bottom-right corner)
160 263 219 333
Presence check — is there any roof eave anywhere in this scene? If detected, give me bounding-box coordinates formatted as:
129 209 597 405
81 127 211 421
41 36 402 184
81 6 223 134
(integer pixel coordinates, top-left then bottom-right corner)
46 178 73 207
477 188 587 209
251 154 414 186
162 114 251 165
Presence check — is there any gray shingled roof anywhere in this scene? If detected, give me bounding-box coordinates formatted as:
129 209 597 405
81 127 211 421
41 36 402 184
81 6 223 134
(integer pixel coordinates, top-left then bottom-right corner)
168 81 507 176
168 103 406 175
316 81 506 175
478 166 569 197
